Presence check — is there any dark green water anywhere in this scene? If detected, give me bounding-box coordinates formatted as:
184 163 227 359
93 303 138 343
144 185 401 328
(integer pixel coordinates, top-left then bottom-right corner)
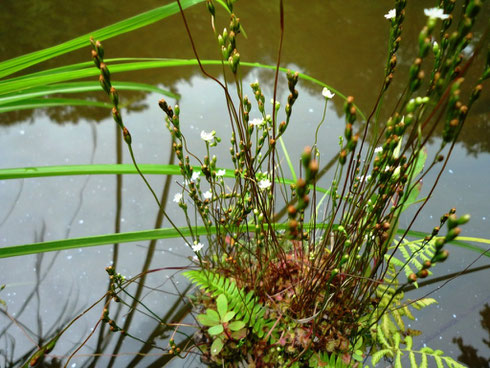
0 1 489 367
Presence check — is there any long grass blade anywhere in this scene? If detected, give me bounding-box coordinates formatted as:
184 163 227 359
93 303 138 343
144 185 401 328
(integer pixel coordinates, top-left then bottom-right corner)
0 81 178 106
0 98 112 113
0 58 364 118
0 0 205 79
2 224 486 259
0 164 330 194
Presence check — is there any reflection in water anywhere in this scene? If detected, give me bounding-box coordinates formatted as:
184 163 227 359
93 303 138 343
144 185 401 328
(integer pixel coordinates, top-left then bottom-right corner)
0 1 488 155
0 228 81 367
0 1 489 366
452 303 490 368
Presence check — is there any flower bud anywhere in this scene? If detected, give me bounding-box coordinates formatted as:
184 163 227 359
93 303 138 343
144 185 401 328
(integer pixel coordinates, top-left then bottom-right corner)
432 249 449 263
457 214 470 225
339 150 347 165
123 127 132 144
408 273 417 283
109 87 119 106
206 0 215 16
417 269 429 278
445 227 461 242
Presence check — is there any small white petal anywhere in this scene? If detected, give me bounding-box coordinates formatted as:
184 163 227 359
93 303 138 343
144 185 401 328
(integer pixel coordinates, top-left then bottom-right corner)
173 193 183 203
374 146 383 154
200 130 215 142
258 179 272 190
191 242 204 252
216 169 226 177
384 8 396 19
424 7 449 20
249 118 264 126
203 190 212 200
322 87 335 99
191 171 201 182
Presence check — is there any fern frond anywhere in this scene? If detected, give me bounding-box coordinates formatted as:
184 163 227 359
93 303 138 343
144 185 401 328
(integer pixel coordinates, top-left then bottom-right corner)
184 269 274 339
371 332 467 368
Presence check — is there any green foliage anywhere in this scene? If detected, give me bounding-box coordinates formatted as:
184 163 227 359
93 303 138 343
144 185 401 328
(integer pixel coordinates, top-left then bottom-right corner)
197 294 246 356
184 270 274 339
372 263 437 340
387 238 437 283
308 352 352 368
371 329 466 368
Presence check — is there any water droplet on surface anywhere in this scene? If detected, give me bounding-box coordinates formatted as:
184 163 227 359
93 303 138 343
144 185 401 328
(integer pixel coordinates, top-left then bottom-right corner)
19 130 25 135
66 255 72 260
308 108 314 113
448 169 454 174
78 219 84 224
453 314 457 318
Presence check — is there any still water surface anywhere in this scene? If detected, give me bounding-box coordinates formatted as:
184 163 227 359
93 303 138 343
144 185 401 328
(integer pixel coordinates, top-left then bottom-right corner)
0 1 489 366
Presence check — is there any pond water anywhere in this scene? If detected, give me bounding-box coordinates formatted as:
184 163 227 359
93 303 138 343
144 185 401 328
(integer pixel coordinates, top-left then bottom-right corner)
0 1 489 367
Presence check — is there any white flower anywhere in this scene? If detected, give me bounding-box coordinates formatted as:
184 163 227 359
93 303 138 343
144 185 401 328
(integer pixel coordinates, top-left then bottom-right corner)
358 175 372 182
191 242 204 252
200 130 215 142
374 146 383 154
424 7 449 20
249 118 264 126
203 190 212 200
216 169 226 177
173 193 183 203
322 87 335 99
258 179 272 190
384 8 396 20
191 171 200 182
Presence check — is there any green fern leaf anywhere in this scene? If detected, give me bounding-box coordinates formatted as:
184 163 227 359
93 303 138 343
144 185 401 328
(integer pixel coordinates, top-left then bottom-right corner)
411 298 437 310
409 351 418 368
395 350 403 368
434 356 444 368
371 349 392 365
442 356 466 368
377 324 392 349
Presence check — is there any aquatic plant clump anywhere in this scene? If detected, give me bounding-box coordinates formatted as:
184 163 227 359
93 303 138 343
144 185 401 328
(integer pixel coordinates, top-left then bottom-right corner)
130 0 487 366
10 0 487 366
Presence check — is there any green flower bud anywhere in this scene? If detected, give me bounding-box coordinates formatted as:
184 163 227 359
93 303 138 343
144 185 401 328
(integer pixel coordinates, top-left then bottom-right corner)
457 214 471 225
432 249 449 263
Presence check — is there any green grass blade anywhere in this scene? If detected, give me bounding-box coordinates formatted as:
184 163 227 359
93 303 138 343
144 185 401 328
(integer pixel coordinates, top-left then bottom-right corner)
0 81 178 106
279 136 297 182
0 98 112 113
0 164 330 194
0 227 208 259
0 0 205 79
0 164 182 180
0 58 364 119
2 224 487 259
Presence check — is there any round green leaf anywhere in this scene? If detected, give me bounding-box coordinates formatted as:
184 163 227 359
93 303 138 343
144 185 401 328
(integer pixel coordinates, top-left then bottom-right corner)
200 309 219 326
228 320 246 331
222 310 236 323
211 337 224 356
216 294 228 320
197 312 219 327
208 324 224 336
